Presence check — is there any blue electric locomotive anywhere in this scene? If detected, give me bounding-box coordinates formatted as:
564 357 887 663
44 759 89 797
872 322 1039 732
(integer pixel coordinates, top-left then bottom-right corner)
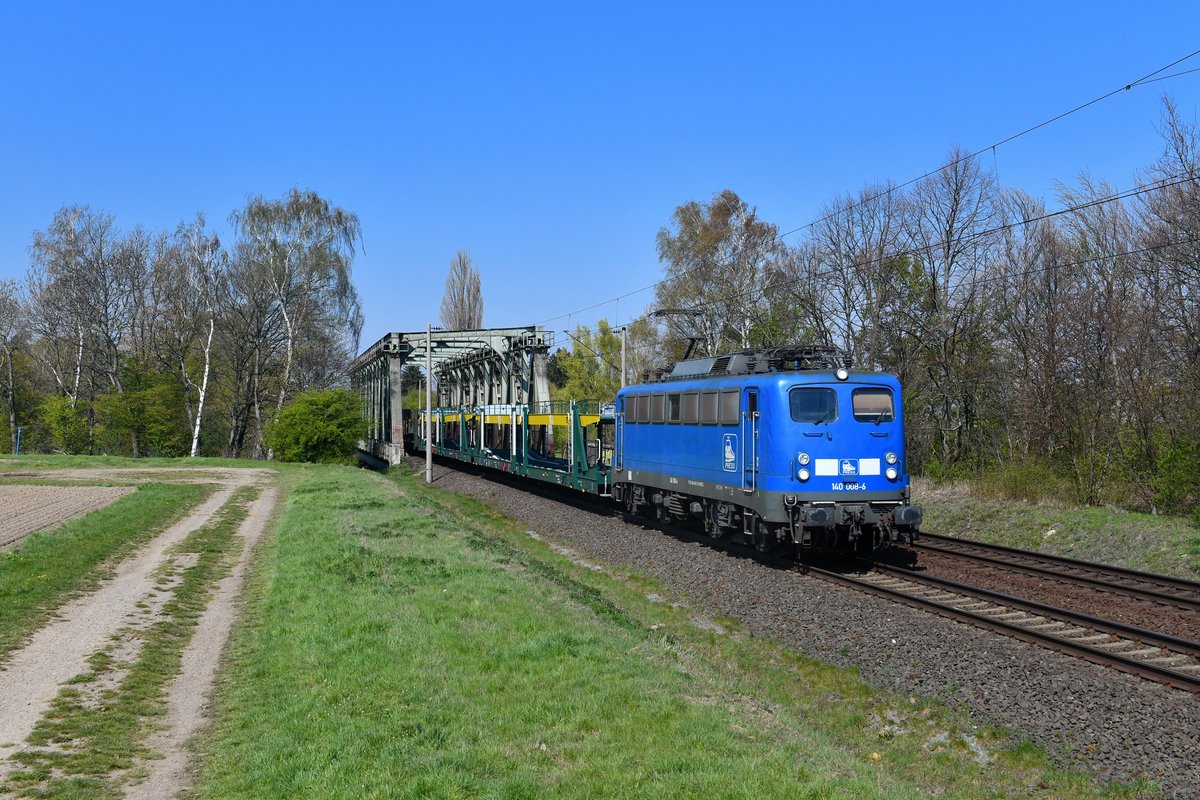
612 346 922 553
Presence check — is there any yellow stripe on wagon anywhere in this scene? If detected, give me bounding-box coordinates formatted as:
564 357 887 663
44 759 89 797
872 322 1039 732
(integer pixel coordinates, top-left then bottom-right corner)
426 413 602 427
527 414 600 427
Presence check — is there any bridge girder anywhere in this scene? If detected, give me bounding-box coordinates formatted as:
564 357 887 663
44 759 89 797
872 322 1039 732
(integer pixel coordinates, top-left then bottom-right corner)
349 326 552 464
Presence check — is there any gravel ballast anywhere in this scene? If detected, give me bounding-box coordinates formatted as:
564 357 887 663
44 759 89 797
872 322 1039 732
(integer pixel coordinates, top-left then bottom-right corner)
420 459 1200 798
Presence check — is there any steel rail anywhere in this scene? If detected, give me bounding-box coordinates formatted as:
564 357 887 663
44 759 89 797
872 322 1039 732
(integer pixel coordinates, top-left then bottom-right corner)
919 532 1200 598
912 534 1200 611
809 562 1200 693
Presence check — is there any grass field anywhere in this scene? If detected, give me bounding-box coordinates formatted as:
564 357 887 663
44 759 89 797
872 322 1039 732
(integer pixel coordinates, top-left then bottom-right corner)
0 481 214 661
195 465 1154 799
0 454 266 472
914 478 1200 579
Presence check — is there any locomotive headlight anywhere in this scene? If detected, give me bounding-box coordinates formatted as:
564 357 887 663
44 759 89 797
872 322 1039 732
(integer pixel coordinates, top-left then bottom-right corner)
797 451 810 466
798 468 811 482
836 367 849 381
884 451 898 465
885 467 898 481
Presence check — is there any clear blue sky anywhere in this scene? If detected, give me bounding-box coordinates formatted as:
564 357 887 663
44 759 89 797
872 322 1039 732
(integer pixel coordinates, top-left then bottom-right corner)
2 2 1198 349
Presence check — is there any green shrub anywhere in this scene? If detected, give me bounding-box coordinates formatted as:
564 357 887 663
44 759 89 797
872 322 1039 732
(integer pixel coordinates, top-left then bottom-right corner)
1149 432 1200 518
974 460 1075 504
266 388 364 464
39 395 89 454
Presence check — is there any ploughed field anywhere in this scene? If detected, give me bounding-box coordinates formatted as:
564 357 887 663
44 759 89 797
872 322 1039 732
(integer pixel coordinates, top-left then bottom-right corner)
0 484 134 549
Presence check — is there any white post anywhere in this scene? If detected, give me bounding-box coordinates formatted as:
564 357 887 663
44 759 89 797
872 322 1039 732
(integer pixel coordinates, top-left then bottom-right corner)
425 324 433 484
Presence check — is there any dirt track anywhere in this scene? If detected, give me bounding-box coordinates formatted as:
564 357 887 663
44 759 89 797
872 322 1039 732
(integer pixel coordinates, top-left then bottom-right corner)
0 485 134 549
0 467 278 799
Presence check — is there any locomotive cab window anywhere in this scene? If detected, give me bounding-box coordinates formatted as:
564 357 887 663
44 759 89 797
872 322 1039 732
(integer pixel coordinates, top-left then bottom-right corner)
790 387 838 424
852 388 894 423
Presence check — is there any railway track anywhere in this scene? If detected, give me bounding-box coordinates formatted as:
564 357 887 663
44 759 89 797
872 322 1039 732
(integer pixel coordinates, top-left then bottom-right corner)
913 532 1200 611
808 561 1200 693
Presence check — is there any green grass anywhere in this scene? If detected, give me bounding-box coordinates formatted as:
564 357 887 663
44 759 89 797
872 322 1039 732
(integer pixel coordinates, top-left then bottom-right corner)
195 466 1156 799
914 478 1200 579
0 454 267 471
0 482 215 661
2 487 256 799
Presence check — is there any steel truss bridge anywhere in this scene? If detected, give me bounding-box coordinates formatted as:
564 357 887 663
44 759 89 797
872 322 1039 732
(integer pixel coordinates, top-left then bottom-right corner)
349 326 553 468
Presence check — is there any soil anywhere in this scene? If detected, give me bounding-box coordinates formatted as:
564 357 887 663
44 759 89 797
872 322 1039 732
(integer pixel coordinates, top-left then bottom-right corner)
0 485 134 549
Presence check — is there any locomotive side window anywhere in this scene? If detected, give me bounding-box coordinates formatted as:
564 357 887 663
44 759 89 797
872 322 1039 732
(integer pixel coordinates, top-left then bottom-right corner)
667 393 681 422
700 391 719 424
718 390 740 425
681 392 699 423
651 394 666 423
790 387 838 423
633 394 647 423
852 388 894 422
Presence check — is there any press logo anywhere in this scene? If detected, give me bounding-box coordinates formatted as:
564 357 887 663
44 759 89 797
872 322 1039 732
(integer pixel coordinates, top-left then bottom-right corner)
840 459 858 476
722 434 737 472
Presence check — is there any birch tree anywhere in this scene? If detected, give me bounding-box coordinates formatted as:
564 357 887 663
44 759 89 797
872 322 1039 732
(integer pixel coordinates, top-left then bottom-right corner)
231 189 362 457
155 214 228 457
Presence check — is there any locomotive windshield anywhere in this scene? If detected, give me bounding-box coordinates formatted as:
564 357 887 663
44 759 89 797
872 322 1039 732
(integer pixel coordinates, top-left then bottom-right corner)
852 388 895 423
789 387 838 423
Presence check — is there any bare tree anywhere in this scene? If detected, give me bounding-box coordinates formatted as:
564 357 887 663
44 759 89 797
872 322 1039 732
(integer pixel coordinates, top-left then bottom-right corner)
789 182 904 368
1056 174 1141 502
991 189 1069 462
27 206 108 410
902 148 1001 469
439 250 483 330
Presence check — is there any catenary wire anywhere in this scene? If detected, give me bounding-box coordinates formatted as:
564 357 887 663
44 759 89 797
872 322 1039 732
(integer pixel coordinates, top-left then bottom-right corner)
606 172 1199 334
535 48 1200 330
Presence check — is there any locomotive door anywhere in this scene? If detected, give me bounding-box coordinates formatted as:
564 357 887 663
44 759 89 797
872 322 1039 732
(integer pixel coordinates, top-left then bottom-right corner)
615 405 624 470
742 389 759 493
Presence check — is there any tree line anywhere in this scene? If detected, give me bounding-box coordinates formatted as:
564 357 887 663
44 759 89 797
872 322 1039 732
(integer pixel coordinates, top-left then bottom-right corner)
4 102 1198 516
0 188 362 459
555 99 1200 516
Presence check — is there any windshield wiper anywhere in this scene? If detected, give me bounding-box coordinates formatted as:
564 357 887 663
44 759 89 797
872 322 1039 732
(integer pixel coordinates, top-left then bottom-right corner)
812 408 833 426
